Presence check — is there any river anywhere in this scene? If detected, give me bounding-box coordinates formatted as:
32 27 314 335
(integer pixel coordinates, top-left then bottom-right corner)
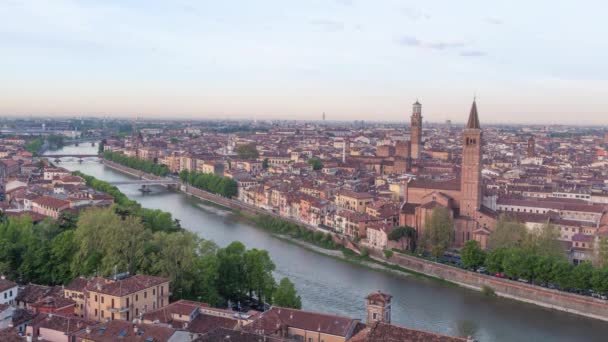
46 143 608 342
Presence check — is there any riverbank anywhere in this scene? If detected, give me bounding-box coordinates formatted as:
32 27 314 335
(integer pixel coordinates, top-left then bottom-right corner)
101 158 608 322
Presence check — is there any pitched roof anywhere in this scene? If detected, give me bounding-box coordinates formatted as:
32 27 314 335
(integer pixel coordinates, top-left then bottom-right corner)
466 100 481 129
195 327 288 342
349 322 467 342
244 306 358 337
0 278 17 292
73 320 176 342
86 274 169 297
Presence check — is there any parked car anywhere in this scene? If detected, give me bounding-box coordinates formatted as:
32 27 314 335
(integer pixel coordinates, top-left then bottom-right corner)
494 273 506 278
517 278 529 283
476 267 488 274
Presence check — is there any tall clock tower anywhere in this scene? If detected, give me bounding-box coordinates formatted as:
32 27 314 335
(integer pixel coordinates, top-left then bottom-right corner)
410 101 423 159
460 99 482 218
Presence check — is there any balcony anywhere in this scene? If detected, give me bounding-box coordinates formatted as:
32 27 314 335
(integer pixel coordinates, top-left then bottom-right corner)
109 306 130 313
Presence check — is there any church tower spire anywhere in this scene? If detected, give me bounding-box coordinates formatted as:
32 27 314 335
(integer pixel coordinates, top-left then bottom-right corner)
460 99 483 218
410 100 423 159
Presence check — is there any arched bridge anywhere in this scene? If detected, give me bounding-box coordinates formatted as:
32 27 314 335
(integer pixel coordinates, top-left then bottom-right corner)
44 154 99 158
109 179 180 186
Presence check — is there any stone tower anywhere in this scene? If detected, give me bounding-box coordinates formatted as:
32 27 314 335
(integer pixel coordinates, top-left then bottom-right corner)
527 136 535 158
460 100 482 218
410 101 423 159
366 291 392 325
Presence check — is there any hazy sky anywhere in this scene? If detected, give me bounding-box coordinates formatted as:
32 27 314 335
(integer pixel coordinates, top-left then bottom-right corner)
1 0 607 124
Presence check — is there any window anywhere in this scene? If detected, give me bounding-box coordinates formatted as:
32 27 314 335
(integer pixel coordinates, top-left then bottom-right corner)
126 298 129 307
101 296 104 304
373 313 377 320
111 298 115 308
95 295 98 302
94 309 98 316
136 294 139 301
3 293 6 299
152 289 155 296
144 291 147 299
101 310 104 318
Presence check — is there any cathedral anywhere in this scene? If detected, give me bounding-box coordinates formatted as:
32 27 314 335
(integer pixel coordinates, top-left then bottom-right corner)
399 100 497 249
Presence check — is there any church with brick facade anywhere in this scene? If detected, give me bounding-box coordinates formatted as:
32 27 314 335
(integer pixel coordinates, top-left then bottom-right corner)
399 100 497 249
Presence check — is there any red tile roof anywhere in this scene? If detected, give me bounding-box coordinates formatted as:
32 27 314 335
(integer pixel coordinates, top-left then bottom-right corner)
349 322 467 342
0 278 17 292
86 274 169 297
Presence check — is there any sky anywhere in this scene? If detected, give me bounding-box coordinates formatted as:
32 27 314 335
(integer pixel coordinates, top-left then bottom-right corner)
1 0 607 124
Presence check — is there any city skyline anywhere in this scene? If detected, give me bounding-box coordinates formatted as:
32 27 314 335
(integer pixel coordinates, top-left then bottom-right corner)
2 0 607 124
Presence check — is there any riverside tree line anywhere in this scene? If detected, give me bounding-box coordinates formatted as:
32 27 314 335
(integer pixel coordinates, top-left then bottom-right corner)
405 208 608 295
103 150 170 177
179 170 238 198
0 172 301 309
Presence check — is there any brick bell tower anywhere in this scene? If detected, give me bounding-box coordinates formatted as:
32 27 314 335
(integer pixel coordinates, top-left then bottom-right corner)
460 99 482 218
410 100 423 159
366 291 392 325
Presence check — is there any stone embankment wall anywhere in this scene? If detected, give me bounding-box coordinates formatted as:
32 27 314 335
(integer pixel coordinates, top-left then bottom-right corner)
368 248 608 322
101 159 608 322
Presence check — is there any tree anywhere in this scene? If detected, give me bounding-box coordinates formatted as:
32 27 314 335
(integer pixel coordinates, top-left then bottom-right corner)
217 242 247 302
98 139 106 154
102 215 149 276
273 277 302 309
591 267 608 294
484 248 507 274
236 144 259 159
571 262 593 290
502 247 535 280
487 215 527 250
72 207 121 276
523 223 563 258
596 237 608 267
533 255 555 283
422 208 453 258
243 249 276 304
388 226 416 251
149 231 199 299
262 158 269 169
307 158 323 170
461 240 486 269
551 259 574 289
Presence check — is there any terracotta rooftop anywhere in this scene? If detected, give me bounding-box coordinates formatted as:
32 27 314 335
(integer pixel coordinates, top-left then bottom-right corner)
32 195 70 209
244 306 358 337
86 274 169 297
195 327 288 342
0 278 17 292
349 321 468 342
73 320 176 342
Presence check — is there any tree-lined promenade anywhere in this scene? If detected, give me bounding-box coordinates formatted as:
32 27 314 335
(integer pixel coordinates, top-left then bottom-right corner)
0 172 301 310
103 150 170 177
179 170 238 198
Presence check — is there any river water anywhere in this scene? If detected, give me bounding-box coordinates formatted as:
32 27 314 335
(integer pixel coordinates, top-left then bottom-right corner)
47 143 608 342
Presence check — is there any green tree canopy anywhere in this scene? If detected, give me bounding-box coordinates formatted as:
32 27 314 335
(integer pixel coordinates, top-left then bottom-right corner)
422 208 453 258
487 215 527 250
273 277 302 309
461 240 486 269
307 158 323 170
236 144 259 159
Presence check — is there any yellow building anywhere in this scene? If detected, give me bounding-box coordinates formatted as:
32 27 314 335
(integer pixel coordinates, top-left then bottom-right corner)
64 274 170 322
336 190 374 212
